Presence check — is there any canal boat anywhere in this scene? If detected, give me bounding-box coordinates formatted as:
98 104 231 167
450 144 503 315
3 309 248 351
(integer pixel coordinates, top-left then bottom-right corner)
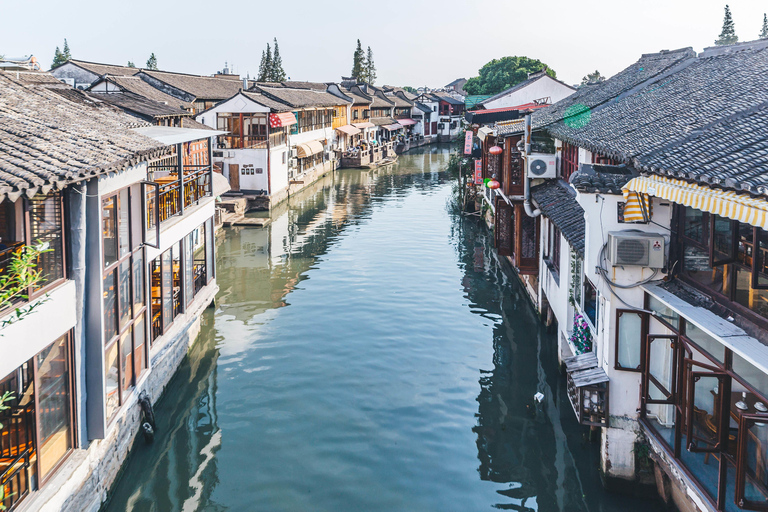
341 141 399 169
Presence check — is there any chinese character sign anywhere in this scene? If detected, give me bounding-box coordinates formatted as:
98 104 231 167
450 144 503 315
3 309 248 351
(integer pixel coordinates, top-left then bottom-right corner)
474 160 483 184
464 131 473 155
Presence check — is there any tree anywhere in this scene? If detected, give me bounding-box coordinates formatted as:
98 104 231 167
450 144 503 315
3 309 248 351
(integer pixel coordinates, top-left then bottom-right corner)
463 56 557 95
760 13 768 39
271 38 286 82
146 53 158 70
715 5 738 45
581 70 605 86
52 46 65 68
127 61 135 68
62 39 71 61
364 46 377 85
402 86 417 93
351 39 365 83
259 44 273 81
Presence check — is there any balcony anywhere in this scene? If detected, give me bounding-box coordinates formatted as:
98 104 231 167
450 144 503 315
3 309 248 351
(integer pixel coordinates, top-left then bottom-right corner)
147 161 212 226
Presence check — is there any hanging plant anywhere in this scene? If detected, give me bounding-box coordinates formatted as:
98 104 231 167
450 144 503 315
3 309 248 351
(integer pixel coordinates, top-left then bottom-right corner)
570 313 593 354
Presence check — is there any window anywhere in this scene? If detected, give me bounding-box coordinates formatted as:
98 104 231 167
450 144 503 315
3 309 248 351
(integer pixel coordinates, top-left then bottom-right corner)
217 113 268 148
102 186 147 423
546 222 561 279
615 310 645 371
29 193 65 290
583 278 598 330
561 142 579 181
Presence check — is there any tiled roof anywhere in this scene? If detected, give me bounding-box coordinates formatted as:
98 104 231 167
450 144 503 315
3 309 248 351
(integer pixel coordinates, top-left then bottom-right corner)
431 92 464 105
569 164 639 194
386 93 412 108
252 85 347 108
52 59 140 77
87 91 190 121
139 70 247 100
0 74 167 201
96 76 193 110
370 92 394 108
531 179 585 257
239 91 293 112
343 85 373 105
1 70 66 86
369 117 396 126
414 102 432 113
279 81 329 91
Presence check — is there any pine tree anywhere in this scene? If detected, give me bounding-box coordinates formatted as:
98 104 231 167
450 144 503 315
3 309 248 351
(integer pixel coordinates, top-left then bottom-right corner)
62 39 71 61
257 50 267 81
365 46 377 85
263 44 273 81
52 46 65 68
127 61 135 68
271 38 286 82
760 13 768 39
146 53 158 70
715 5 739 46
351 39 365 83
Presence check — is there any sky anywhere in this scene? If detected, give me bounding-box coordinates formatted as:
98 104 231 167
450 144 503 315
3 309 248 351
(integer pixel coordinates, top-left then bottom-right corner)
2 0 766 88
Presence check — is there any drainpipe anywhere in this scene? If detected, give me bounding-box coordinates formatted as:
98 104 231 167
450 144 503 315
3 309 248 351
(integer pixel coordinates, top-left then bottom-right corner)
523 114 541 218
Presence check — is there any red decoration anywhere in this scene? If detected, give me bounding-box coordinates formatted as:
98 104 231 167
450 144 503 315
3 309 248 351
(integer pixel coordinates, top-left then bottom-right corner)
486 179 501 189
489 146 503 155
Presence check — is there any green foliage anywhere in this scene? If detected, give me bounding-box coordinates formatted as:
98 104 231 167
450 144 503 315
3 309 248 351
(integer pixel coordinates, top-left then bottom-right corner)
0 391 13 430
146 52 158 70
62 39 71 61
52 46 65 68
258 44 272 81
351 39 365 83
761 13 768 39
581 70 605 86
463 56 556 95
715 5 739 45
570 313 593 354
402 86 416 93
364 46 376 85
271 38 286 82
127 60 135 68
0 244 52 332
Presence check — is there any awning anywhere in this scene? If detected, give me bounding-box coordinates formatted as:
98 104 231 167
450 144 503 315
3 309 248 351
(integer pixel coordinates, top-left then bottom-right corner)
383 123 403 131
269 112 297 128
622 175 768 228
296 140 324 158
477 127 493 141
352 122 375 129
212 172 231 197
397 119 417 126
133 126 227 145
336 124 361 136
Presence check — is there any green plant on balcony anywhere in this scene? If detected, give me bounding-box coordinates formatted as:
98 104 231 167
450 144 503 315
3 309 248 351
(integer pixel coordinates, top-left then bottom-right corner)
570 313 593 354
0 243 51 332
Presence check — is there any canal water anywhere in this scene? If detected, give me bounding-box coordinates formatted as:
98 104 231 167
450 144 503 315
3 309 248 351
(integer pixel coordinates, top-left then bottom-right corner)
105 147 661 512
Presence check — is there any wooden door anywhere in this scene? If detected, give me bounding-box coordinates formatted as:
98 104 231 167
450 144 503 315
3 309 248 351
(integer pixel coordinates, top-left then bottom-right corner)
431 122 437 135
229 164 239 191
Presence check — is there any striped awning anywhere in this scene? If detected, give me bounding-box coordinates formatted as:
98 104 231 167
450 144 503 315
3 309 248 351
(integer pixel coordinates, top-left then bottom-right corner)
336 124 361 136
269 112 297 128
622 175 768 229
296 140 324 158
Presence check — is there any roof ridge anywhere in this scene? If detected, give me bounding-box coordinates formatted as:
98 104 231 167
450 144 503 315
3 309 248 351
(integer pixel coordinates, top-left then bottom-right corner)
700 38 768 58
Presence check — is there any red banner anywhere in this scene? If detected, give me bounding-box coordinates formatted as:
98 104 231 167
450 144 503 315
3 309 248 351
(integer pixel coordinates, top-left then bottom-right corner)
474 160 483 184
463 131 473 155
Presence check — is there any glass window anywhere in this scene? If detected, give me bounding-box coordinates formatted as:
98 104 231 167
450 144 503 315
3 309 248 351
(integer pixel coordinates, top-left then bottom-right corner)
617 310 643 370
162 249 173 329
36 335 72 478
103 271 117 342
735 267 768 319
118 259 131 331
102 196 118 268
733 352 768 399
104 342 119 421
683 207 706 241
120 329 133 394
29 194 64 286
118 188 130 259
133 252 144 315
185 234 194 306
683 243 729 295
172 241 182 318
648 294 680 330
134 314 146 378
684 321 724 363
205 218 214 281
712 217 735 263
583 279 598 329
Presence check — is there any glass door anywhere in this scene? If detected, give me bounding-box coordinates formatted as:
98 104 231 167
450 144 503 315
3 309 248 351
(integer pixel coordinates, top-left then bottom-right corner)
643 335 678 447
736 414 768 510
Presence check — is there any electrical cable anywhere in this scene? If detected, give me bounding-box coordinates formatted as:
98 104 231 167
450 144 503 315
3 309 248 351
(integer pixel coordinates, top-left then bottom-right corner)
595 242 661 316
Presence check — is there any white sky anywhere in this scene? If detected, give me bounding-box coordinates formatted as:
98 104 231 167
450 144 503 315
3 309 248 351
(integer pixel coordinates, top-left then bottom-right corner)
2 0 766 88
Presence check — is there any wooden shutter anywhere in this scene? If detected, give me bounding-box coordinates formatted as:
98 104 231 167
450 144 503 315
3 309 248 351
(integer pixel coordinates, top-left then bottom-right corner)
495 198 513 257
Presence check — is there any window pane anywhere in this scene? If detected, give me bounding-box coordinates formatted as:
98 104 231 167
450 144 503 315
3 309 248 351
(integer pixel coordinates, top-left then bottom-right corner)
102 196 118 268
185 233 194 305
29 194 64 286
37 335 72 478
162 249 173 330
130 184 143 251
103 271 117 342
648 294 680 330
584 279 598 329
617 311 642 369
743 420 768 504
172 241 182 318
683 243 729 295
205 219 214 282
713 216 734 261
521 215 536 259
733 352 768 399
120 328 133 395
133 252 145 315
104 342 119 421
683 207 705 240
133 314 146 378
118 259 131 331
684 321 724 363
118 188 130 258
735 267 768 320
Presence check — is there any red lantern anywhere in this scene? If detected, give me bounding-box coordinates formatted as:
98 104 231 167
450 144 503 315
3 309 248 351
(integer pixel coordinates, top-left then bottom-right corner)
489 146 503 155
486 179 501 189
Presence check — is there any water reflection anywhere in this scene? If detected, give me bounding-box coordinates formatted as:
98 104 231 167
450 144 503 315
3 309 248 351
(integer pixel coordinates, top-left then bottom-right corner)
105 146 659 512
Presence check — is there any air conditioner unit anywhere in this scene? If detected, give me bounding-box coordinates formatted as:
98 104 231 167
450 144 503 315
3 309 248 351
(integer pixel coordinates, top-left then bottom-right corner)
527 153 557 178
607 231 665 269
289 157 298 168
289 148 297 159
62 78 75 87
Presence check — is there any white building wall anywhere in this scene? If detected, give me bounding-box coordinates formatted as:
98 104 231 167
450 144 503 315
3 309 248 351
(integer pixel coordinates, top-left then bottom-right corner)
482 76 575 110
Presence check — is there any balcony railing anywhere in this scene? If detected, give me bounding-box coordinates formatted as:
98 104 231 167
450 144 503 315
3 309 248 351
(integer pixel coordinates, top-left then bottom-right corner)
154 167 212 224
1 449 30 512
193 261 206 295
217 135 268 149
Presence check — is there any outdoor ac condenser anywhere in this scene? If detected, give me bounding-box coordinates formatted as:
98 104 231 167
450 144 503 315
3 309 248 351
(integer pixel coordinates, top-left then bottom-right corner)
527 153 557 178
607 231 665 268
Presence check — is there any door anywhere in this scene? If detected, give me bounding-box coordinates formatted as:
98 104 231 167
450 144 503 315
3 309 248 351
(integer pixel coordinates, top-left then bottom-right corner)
736 413 768 510
683 358 730 453
228 164 240 191
431 122 437 135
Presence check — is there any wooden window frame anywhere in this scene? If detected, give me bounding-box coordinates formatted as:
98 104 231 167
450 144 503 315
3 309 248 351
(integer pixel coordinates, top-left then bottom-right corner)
614 309 648 372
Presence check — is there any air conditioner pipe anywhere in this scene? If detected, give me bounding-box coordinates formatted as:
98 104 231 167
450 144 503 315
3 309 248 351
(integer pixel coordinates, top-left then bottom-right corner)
522 114 541 217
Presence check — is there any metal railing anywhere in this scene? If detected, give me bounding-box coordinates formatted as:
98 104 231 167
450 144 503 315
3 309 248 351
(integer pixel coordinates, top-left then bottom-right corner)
193 261 206 295
1 450 30 511
156 168 212 224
